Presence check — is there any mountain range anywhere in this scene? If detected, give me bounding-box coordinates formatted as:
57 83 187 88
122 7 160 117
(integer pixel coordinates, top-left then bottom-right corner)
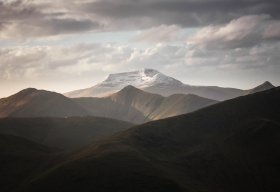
17 86 280 192
0 68 278 192
0 86 218 124
0 69 274 124
74 85 218 123
65 68 275 101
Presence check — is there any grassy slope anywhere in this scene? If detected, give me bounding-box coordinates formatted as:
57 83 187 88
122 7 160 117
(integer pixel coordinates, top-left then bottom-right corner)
22 87 280 192
0 134 58 192
0 117 133 151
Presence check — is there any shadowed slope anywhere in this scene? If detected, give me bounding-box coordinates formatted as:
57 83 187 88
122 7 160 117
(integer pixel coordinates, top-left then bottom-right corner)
0 134 56 192
23 88 280 192
0 117 133 151
74 85 217 123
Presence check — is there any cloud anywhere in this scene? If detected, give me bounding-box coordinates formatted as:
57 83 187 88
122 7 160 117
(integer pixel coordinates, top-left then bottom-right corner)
131 25 183 43
80 0 280 28
187 15 280 49
1 0 280 39
0 0 100 39
0 43 134 80
263 21 280 39
1 41 279 81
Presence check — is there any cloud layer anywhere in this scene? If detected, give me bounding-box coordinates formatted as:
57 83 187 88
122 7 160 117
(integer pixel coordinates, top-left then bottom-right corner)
1 0 280 39
1 41 279 82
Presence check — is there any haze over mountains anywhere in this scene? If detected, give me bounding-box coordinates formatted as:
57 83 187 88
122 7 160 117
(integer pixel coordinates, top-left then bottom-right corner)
18 87 280 192
65 69 275 101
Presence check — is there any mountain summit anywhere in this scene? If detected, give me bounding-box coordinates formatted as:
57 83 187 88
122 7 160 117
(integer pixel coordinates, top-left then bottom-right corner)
247 81 275 94
0 88 88 117
65 69 182 98
100 68 183 88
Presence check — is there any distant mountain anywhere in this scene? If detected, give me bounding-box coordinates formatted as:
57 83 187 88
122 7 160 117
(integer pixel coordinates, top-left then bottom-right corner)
65 68 275 100
65 68 183 98
24 87 280 192
74 85 218 123
0 117 133 151
0 88 88 118
246 81 275 94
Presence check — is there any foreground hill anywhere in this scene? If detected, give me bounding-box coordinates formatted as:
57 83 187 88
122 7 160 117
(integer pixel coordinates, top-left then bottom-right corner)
65 68 275 100
0 88 88 118
74 85 218 123
0 134 56 192
24 87 280 192
0 117 133 151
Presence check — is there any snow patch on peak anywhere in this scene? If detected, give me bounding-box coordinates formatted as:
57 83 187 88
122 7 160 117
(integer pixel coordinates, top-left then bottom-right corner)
97 69 182 89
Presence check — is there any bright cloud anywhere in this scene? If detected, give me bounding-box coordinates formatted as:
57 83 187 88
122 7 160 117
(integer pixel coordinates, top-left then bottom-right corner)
187 15 280 49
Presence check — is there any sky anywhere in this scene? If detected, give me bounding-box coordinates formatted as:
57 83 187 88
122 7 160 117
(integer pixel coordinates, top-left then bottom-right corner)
0 0 280 97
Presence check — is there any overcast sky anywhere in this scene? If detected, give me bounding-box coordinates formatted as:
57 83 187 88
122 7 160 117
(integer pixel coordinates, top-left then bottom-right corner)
1 0 280 97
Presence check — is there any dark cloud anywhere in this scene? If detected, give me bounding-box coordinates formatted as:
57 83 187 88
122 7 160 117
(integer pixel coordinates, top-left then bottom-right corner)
39 18 100 34
81 0 280 28
0 0 100 39
0 0 40 20
1 0 280 39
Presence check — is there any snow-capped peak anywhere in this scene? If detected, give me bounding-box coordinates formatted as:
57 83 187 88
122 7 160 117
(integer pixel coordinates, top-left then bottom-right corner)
97 68 182 88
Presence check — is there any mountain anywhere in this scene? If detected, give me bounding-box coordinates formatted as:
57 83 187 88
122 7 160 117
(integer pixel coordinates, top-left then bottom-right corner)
0 87 216 124
74 85 218 123
0 88 88 118
246 81 275 94
65 68 275 100
65 68 183 98
0 117 133 151
23 87 280 192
